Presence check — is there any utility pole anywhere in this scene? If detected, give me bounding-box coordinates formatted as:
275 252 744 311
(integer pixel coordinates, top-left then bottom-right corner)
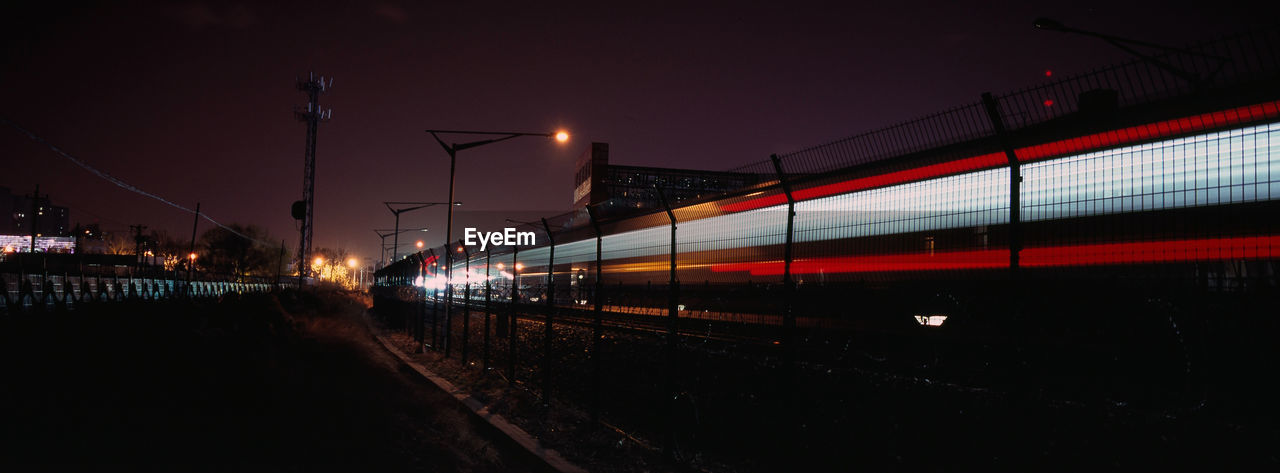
294 72 332 285
188 202 201 294
276 239 286 290
28 185 44 253
130 224 148 270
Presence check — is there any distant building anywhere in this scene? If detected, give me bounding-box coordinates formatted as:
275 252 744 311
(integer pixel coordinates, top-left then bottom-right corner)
571 143 766 217
0 186 75 253
1 186 71 237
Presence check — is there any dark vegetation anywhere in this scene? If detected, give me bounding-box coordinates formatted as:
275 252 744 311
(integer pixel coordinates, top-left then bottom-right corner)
375 288 1280 472
0 290 538 472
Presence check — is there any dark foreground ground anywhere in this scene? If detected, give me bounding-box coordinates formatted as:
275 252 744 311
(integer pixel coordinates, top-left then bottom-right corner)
375 294 1280 472
0 290 544 472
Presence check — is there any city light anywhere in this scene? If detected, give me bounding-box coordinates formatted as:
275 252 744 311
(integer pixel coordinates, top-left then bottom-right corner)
496 262 504 270
555 130 570 143
347 258 357 268
415 240 424 248
313 257 324 267
514 262 523 271
188 252 197 260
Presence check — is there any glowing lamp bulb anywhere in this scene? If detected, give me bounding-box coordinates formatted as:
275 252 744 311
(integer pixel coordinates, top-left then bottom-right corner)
415 240 424 248
347 258 357 268
515 263 524 271
314 257 324 266
555 131 569 143
188 252 197 260
496 262 505 270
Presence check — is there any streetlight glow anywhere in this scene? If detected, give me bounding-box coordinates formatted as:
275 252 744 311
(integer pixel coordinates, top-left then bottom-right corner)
416 240 424 248
347 258 357 268
555 131 569 143
314 257 324 266
188 252 197 260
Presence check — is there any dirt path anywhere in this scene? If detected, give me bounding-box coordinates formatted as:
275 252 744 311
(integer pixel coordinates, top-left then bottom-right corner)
0 290 546 472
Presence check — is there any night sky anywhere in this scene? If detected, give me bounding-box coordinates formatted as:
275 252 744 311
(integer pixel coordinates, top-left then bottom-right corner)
2 1 1272 265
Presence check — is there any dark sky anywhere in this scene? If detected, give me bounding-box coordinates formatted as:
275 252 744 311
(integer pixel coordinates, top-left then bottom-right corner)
1 0 1273 265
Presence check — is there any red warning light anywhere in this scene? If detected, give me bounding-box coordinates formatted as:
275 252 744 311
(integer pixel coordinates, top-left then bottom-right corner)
1045 69 1053 77
1043 99 1055 107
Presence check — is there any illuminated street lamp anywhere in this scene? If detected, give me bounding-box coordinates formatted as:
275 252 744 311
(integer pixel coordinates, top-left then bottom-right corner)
425 128 570 346
374 227 428 267
416 240 425 249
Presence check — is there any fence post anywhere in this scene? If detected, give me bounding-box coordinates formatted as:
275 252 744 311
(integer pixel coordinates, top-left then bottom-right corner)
483 249 492 371
586 205 605 424
508 244 520 386
429 249 440 351
540 218 556 405
444 245 454 358
654 185 680 459
460 240 471 365
415 254 426 353
981 92 1022 279
770 154 798 390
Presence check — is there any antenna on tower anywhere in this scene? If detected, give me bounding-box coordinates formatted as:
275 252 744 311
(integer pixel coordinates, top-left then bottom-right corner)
293 71 332 285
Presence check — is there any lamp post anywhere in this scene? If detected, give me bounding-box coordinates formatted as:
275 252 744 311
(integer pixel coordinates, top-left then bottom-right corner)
385 202 458 262
425 128 569 354
374 227 429 267
1033 17 1227 87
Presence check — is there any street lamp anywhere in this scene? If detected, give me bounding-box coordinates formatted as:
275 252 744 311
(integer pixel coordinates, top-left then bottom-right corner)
385 201 458 262
374 227 429 267
1033 17 1227 87
425 128 570 350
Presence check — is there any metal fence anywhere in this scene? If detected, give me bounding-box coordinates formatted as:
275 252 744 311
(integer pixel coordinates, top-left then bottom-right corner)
371 26 1280 467
0 254 287 314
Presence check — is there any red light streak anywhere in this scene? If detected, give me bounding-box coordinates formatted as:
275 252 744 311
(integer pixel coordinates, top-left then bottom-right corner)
721 100 1280 213
709 235 1280 276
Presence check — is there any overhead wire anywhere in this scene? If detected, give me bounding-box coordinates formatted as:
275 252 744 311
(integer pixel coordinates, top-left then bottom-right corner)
1 116 277 247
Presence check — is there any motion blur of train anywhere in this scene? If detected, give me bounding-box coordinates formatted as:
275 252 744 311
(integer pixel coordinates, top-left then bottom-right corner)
381 95 1279 341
